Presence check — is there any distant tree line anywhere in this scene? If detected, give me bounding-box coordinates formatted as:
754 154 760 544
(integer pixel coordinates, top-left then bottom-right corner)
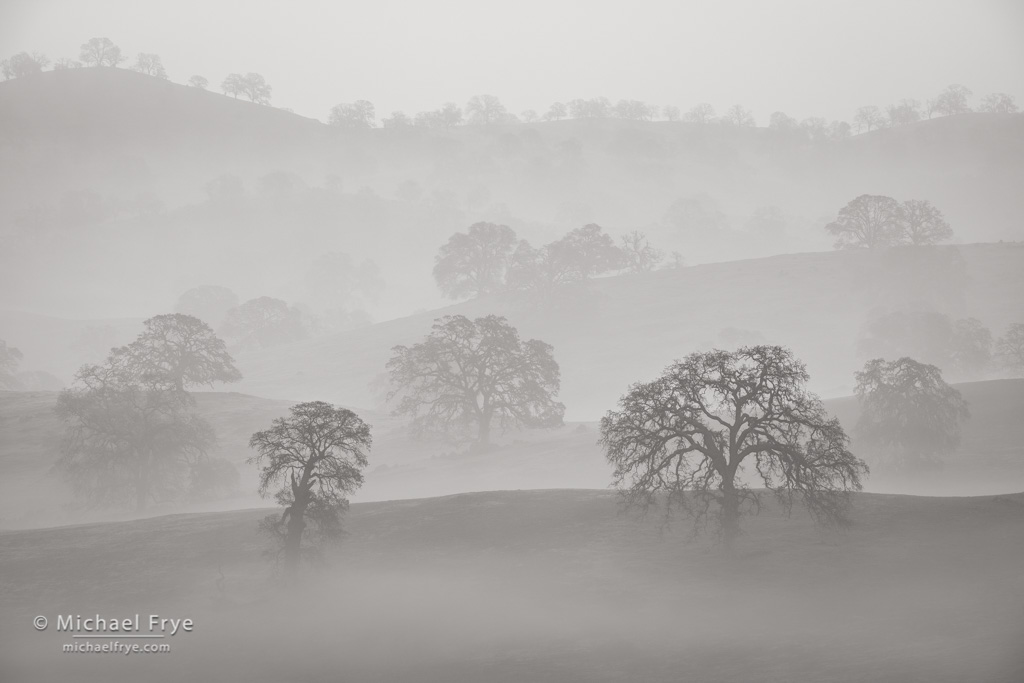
432 222 672 300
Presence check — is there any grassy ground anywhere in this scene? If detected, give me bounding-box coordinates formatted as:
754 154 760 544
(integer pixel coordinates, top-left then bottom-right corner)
1 489 1022 682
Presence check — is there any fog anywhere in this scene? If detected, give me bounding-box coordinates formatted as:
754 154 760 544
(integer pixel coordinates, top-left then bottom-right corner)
2 2 1024 681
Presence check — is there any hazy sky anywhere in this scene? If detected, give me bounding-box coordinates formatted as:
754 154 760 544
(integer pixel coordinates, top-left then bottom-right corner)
3 0 1024 123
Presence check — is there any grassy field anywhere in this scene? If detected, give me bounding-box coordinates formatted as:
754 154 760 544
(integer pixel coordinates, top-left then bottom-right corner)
1 489 1022 682
2 378 1023 528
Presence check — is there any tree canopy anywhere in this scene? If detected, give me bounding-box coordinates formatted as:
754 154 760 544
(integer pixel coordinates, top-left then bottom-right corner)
387 315 565 448
854 357 969 469
249 401 371 571
433 222 518 299
600 346 867 548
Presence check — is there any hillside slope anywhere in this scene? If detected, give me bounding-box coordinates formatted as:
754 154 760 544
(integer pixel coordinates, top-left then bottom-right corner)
3 378 1022 528
2 68 1023 320
232 243 1024 417
1 489 1022 682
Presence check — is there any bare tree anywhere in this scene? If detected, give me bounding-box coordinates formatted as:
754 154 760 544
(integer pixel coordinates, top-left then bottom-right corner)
662 105 681 122
433 222 518 299
979 93 1019 114
543 102 567 121
249 402 371 574
188 75 208 89
79 37 123 67
931 84 973 116
0 339 23 389
886 99 921 127
995 323 1024 375
682 103 716 124
1 52 49 79
619 231 664 272
112 314 241 391
132 53 167 79
55 360 214 512
387 315 565 448
601 346 867 550
329 100 375 129
825 194 904 249
853 105 885 132
899 199 953 245
721 104 755 127
855 357 968 469
466 94 510 125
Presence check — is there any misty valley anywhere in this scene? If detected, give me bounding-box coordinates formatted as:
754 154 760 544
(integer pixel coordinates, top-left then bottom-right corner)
2 10 1024 683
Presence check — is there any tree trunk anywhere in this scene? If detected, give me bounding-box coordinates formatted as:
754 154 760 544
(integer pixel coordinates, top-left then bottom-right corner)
282 498 308 577
721 478 740 555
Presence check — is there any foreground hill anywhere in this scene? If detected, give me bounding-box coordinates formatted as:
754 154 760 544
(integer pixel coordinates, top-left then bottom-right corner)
1 489 1022 682
233 243 1024 417
3 378 1022 528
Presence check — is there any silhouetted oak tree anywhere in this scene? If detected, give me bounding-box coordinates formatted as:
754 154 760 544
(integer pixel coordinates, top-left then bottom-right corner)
826 195 904 249
898 199 953 245
248 402 371 573
996 323 1024 375
113 313 241 391
387 315 565 448
55 362 214 512
600 346 867 549
433 222 518 299
854 357 969 469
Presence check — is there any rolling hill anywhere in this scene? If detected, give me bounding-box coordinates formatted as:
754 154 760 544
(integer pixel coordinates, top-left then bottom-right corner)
1 489 1022 682
2 68 1023 321
3 376 1022 529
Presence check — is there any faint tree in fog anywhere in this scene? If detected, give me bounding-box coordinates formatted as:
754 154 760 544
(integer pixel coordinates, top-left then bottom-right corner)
433 222 518 299
828 120 852 140
721 104 755 127
53 57 82 70
853 105 885 132
132 53 167 79
855 357 968 469
520 109 539 123
55 360 214 512
249 401 370 574
221 73 244 98
568 97 612 120
979 93 1019 114
1 52 50 79
304 252 384 317
886 99 921 127
614 100 655 121
508 225 625 292
382 111 411 128
601 346 867 551
664 194 728 236
113 314 241 391
188 75 208 89
466 94 510 125
329 100 376 129
241 73 272 104
768 111 800 133
79 37 124 67
220 297 307 350
438 102 464 130
898 199 952 245
859 310 992 380
662 105 681 122
619 231 664 273
0 339 23 390
221 73 271 103
387 315 564 448
995 324 1024 375
800 117 829 143
931 84 972 116
543 101 567 121
825 194 903 249
204 174 246 206
682 103 716 124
